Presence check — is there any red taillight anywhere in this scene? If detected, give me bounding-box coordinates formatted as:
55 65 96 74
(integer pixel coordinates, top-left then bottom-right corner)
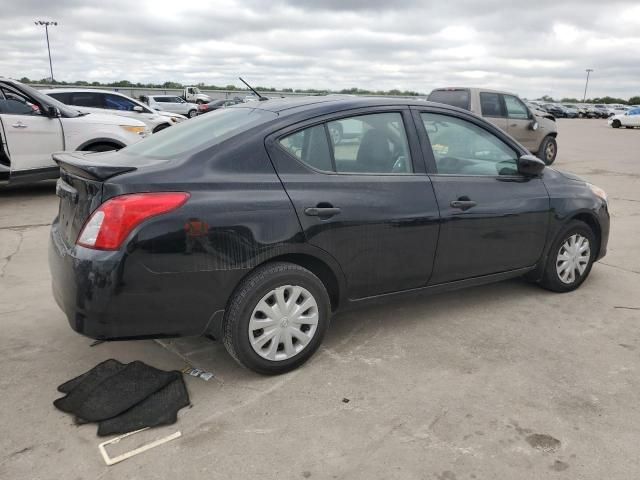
198 104 208 111
77 192 190 250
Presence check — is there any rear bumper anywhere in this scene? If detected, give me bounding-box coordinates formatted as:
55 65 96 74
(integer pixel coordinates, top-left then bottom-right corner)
48 221 229 340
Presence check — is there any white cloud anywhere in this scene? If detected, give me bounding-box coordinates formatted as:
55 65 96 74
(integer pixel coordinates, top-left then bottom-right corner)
0 0 638 99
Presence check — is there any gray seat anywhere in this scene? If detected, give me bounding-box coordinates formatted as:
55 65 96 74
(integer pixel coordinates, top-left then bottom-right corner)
355 129 393 173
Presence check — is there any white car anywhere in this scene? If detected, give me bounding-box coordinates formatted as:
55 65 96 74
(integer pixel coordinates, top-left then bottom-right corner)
42 88 186 133
608 107 640 128
0 78 149 185
143 95 199 118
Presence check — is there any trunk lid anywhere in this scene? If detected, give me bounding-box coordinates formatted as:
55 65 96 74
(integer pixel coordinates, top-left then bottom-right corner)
53 151 139 245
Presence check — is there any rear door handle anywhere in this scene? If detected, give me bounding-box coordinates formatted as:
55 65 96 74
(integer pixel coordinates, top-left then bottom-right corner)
450 200 477 211
304 207 341 218
11 122 27 129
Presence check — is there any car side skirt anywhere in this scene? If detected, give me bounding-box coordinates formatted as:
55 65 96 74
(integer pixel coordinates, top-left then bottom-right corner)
344 266 536 309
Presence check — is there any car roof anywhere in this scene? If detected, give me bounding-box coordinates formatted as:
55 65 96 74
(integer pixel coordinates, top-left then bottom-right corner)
429 86 520 97
224 95 470 121
241 95 429 113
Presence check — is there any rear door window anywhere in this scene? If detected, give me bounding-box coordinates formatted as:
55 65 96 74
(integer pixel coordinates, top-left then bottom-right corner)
69 92 103 108
279 112 413 174
427 89 471 110
480 92 505 117
279 125 334 172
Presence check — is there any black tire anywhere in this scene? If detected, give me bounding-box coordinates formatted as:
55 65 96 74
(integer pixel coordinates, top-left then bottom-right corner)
537 135 557 165
611 119 621 128
223 262 331 375
187 109 198 118
539 220 596 293
153 123 170 133
82 143 120 152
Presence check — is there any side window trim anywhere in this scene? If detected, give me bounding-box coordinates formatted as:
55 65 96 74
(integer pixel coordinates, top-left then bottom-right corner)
322 123 338 172
410 107 525 177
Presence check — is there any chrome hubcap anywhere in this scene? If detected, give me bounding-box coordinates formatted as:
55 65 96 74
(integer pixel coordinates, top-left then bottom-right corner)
249 285 319 361
546 143 555 161
556 234 590 284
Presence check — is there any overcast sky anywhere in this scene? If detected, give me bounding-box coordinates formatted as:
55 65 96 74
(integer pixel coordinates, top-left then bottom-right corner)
1 0 639 99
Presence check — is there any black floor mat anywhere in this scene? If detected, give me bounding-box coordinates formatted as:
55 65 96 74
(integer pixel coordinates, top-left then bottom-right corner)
54 360 190 436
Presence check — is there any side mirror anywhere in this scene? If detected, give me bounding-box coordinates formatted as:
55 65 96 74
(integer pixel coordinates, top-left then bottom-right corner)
133 106 144 113
47 106 61 118
518 154 545 176
529 120 539 131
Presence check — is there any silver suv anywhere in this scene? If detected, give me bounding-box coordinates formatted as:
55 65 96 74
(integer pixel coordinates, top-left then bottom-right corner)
428 88 559 164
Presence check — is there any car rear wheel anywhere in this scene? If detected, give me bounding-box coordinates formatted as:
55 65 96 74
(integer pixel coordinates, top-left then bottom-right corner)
611 119 621 128
540 220 596 293
187 109 198 118
223 262 331 375
537 136 557 165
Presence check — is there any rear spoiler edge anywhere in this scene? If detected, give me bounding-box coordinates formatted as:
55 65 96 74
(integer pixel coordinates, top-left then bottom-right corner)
53 152 137 181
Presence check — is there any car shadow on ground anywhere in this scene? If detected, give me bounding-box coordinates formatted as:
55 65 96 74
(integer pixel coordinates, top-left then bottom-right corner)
154 277 547 383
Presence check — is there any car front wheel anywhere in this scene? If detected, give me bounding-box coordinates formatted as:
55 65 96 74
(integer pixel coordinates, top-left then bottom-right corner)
611 119 621 128
537 135 557 165
540 220 596 293
223 262 331 375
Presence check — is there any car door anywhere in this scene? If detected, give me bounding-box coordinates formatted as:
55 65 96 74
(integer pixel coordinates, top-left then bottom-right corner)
478 92 508 132
0 86 63 174
413 108 549 284
266 108 440 299
503 94 538 151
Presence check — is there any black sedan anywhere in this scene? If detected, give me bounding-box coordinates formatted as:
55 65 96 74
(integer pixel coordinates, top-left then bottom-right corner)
49 97 610 375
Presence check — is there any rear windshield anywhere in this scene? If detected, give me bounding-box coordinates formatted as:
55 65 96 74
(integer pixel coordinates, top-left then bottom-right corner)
121 107 277 160
427 89 471 110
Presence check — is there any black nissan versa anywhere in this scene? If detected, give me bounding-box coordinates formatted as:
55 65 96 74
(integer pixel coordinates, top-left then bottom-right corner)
49 97 609 374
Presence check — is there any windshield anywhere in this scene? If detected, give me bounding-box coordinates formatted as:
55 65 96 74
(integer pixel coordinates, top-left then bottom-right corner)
16 82 82 118
122 106 277 160
427 89 471 110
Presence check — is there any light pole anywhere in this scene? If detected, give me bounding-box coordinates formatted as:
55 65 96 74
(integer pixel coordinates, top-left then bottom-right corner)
583 68 593 102
34 20 58 82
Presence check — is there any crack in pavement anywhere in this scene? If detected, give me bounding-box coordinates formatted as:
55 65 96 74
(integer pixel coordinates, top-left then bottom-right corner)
0 222 52 231
0 230 25 278
611 197 640 204
600 262 640 275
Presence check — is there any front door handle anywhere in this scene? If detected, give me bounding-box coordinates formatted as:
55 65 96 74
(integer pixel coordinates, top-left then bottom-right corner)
304 206 341 218
450 198 477 211
11 122 27 129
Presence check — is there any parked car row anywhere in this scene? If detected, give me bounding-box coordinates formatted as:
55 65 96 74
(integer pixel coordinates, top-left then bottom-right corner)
527 101 634 119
